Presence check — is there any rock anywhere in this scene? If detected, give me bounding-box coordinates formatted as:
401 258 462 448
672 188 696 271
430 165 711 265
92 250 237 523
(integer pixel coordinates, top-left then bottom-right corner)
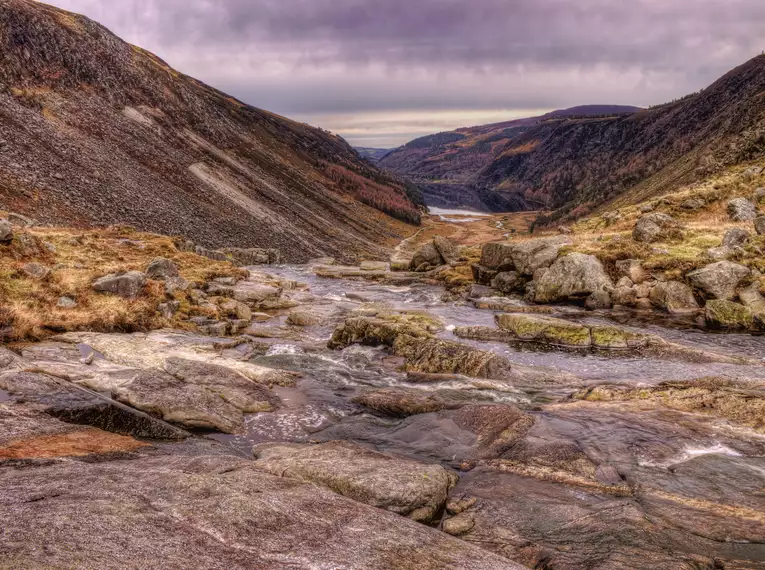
219 299 252 321
639 202 655 213
611 285 638 307
0 219 12 243
145 257 179 280
755 216 765 235
491 271 526 294
601 210 622 226
392 336 514 379
471 263 499 285
687 261 750 300
359 261 389 271
754 187 765 205
649 281 700 313
680 197 705 211
509 236 571 276
433 236 459 265
308 257 336 266
742 166 762 181
739 283 765 319
286 309 323 327
251 312 273 323
706 246 733 261
615 259 648 284
705 300 755 330
535 253 613 303
205 283 234 297
157 301 180 319
213 276 238 286
633 213 683 243
443 513 476 536
479 242 515 271
722 228 750 247
467 284 501 299
200 322 229 337
585 290 612 310
557 225 573 235
409 242 444 271
0 454 519 570
20 262 50 280
353 387 473 417
328 314 435 350
446 496 478 515
57 296 77 309
92 271 146 298
7 212 34 227
254 441 458 522
727 197 758 222
233 283 282 304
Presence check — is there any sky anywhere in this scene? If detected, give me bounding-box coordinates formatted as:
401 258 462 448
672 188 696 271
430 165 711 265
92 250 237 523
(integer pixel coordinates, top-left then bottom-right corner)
42 0 765 148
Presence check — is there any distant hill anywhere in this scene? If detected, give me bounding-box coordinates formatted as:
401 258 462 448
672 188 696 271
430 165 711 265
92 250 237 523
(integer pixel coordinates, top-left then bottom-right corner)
354 147 393 163
380 106 642 211
0 0 421 263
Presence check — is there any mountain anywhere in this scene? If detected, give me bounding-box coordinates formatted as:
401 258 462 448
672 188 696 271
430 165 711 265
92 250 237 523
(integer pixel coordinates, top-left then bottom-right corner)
0 0 421 263
354 147 393 163
380 106 642 211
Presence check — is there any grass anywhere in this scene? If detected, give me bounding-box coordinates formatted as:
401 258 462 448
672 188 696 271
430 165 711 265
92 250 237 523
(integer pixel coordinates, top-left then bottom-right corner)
0 224 245 341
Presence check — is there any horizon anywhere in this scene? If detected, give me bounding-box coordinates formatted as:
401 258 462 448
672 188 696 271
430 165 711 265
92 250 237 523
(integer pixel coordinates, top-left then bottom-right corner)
40 0 765 147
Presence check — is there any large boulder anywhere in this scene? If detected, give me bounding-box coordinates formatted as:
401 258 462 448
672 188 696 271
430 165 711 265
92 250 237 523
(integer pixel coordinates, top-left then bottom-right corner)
409 242 444 271
534 253 613 304
705 300 755 330
145 257 179 280
492 271 526 294
433 236 459 265
480 242 515 271
727 198 758 222
687 261 750 300
254 441 458 522
471 263 500 285
392 336 514 379
509 236 571 276
649 281 699 314
0 219 12 243
92 271 146 298
632 213 683 243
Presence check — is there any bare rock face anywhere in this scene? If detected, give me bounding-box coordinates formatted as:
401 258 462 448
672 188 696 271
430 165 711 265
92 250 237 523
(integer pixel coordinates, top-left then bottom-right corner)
687 261 750 300
0 453 521 570
535 253 613 304
727 197 758 221
509 236 571 276
92 271 146 298
633 213 683 243
254 440 458 522
649 281 700 313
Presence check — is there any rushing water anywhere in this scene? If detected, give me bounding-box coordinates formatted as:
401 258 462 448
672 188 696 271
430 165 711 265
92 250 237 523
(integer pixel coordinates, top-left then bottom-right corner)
212 264 765 461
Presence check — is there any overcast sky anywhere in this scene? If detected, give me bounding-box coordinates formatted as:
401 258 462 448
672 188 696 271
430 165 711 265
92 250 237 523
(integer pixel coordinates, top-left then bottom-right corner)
42 0 765 148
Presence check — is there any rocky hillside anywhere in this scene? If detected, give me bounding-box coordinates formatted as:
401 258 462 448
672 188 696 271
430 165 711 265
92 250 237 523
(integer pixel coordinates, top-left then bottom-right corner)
380 106 641 211
0 0 421 263
354 147 392 163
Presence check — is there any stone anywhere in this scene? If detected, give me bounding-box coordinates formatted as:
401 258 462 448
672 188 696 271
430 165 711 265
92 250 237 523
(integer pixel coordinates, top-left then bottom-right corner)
467 284 501 299
0 454 518 570
232 283 282 304
705 300 755 330
57 296 77 309
649 281 700 313
755 216 765 236
687 261 750 300
359 261 389 271
205 282 235 297
633 213 683 243
251 312 273 323
615 259 648 284
219 299 252 321
509 236 571 276
442 513 476 536
471 263 499 285
157 301 180 319
213 276 238 286
727 197 758 222
739 283 765 318
639 202 655 213
92 271 146 298
495 314 592 348
754 187 765 205
21 262 50 280
680 198 705 211
392 336 514 379
286 309 323 327
722 228 750 248
585 290 612 310
0 219 13 243
353 387 473 417
200 322 229 337
254 440 458 522
410 242 444 271
7 212 34 227
557 226 573 235
706 246 733 261
611 285 638 307
601 210 622 226
433 235 459 265
535 253 613 303
491 271 526 294
145 257 179 280
308 257 336 266
446 496 478 515
480 242 515 271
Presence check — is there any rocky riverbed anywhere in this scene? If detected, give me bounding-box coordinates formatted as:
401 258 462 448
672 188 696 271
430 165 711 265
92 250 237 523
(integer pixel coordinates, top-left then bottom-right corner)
2 255 765 569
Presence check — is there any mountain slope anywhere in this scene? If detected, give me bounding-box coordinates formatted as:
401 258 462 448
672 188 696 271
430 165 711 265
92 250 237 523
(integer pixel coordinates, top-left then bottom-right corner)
354 147 392 163
0 0 420 262
380 106 641 211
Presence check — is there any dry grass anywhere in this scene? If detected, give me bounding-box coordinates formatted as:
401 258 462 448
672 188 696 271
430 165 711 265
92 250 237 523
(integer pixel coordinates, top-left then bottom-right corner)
0 225 245 341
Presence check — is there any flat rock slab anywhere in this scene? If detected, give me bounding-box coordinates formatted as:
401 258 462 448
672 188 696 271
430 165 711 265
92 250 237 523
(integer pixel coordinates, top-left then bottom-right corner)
0 454 523 569
254 440 458 521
